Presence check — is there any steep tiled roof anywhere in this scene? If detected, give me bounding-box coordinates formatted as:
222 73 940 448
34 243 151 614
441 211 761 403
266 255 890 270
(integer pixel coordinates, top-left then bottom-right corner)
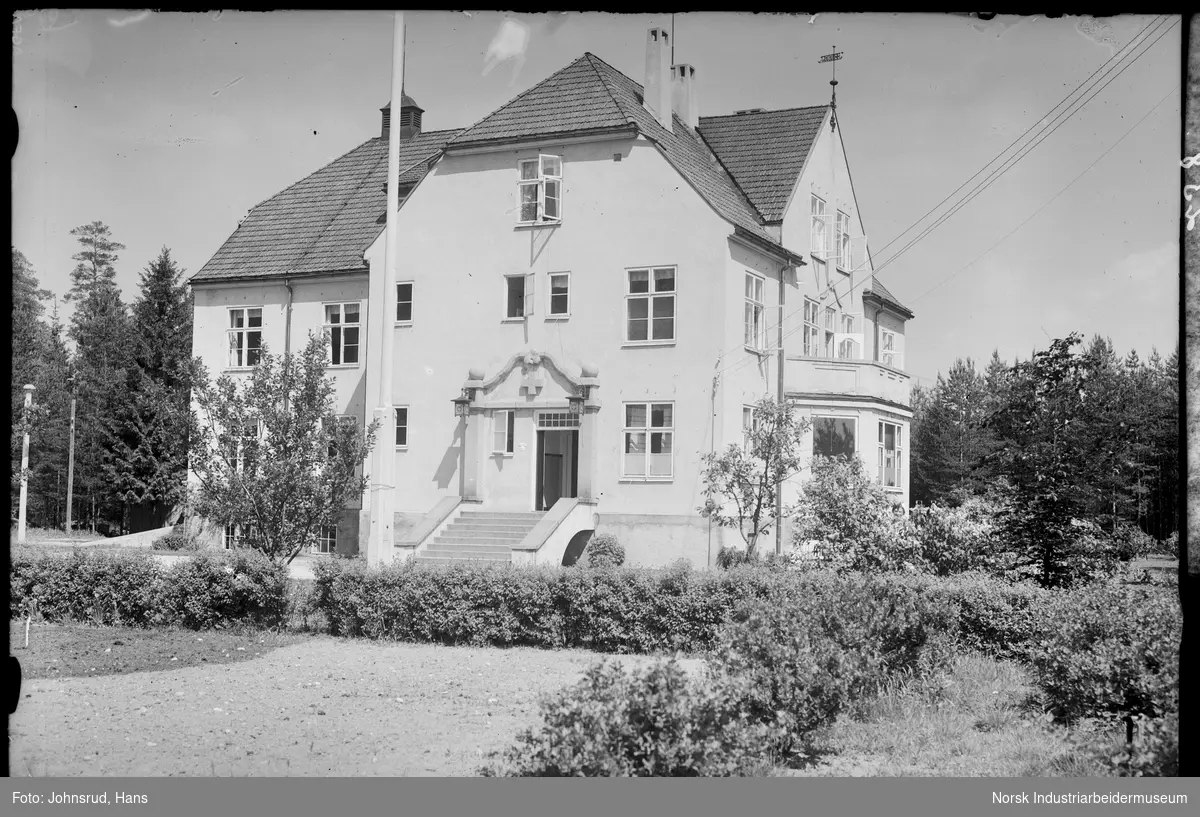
448 53 775 244
191 129 461 282
864 275 914 319
697 106 828 222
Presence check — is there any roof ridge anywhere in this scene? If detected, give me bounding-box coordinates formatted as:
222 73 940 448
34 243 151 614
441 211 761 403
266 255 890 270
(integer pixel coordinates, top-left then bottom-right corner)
449 54 611 146
583 52 636 130
243 136 381 215
290 141 391 271
699 104 829 121
372 127 465 141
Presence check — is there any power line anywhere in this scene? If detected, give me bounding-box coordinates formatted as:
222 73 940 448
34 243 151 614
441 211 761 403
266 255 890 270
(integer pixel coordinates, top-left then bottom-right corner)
867 15 1167 263
906 82 1180 306
872 16 1178 278
719 72 1180 385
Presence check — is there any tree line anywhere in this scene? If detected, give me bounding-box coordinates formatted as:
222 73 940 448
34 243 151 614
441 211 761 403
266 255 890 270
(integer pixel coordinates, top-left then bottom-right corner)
11 223 194 534
910 335 1179 543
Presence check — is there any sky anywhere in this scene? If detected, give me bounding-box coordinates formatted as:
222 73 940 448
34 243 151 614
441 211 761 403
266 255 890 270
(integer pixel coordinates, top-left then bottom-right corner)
11 11 1183 387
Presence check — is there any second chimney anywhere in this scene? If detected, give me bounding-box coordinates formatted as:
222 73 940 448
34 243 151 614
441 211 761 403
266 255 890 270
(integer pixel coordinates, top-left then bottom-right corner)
643 28 672 132
671 64 698 130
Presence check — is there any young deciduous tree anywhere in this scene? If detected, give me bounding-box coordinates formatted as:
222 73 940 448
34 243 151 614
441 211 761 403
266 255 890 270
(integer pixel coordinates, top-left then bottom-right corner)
698 396 809 560
190 333 378 565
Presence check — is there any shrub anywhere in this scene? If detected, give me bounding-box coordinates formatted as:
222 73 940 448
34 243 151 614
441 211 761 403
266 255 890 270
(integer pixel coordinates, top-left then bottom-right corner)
486 659 779 776
715 546 755 570
1029 583 1179 725
155 549 290 629
153 533 201 552
1107 523 1157 562
707 573 959 754
585 533 626 568
909 498 1004 576
11 547 162 625
792 457 923 572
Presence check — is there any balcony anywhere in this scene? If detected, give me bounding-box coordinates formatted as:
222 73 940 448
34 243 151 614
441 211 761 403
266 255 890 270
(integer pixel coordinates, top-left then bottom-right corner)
785 356 912 410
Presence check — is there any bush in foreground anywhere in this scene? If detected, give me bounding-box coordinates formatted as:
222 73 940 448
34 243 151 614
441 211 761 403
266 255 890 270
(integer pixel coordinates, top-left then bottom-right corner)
484 659 780 777
11 547 289 630
585 533 625 568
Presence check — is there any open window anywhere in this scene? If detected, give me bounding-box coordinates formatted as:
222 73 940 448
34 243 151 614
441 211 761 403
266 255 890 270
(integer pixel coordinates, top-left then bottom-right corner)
517 155 562 224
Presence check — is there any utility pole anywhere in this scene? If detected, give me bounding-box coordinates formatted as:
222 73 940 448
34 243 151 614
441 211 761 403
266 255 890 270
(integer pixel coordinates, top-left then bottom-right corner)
18 384 35 543
65 376 76 533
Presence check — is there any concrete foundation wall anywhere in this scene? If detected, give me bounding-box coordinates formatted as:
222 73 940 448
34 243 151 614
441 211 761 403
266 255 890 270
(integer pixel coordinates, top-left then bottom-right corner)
596 512 738 568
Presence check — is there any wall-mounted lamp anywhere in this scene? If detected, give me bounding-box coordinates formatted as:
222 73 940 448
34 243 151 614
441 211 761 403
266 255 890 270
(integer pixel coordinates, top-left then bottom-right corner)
453 387 475 418
567 394 584 417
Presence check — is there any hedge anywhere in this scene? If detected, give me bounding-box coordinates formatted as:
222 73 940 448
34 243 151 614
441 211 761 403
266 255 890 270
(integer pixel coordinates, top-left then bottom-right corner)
10 546 289 630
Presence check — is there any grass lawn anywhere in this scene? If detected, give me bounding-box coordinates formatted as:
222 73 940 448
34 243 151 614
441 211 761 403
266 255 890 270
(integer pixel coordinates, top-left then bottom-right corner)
11 621 308 680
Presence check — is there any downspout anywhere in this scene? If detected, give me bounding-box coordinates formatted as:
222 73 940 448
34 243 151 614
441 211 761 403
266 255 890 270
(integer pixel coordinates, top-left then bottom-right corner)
708 358 718 568
283 277 294 411
775 263 789 557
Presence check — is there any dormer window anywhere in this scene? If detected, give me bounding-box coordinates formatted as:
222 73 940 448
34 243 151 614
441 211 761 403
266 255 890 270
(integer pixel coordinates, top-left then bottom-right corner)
517 155 562 224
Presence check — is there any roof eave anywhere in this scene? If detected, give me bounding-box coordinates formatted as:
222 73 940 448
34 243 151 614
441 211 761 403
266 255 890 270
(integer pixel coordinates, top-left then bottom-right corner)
862 290 915 321
732 225 807 268
188 267 369 287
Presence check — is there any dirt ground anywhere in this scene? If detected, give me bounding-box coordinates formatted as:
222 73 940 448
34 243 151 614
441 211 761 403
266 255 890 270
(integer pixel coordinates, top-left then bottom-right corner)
10 637 697 777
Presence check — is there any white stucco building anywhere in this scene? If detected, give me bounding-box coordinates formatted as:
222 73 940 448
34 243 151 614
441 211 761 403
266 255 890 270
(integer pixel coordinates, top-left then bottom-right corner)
189 28 913 568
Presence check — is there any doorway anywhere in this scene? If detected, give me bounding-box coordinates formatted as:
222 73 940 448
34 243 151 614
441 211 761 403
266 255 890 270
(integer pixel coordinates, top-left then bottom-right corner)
536 429 578 511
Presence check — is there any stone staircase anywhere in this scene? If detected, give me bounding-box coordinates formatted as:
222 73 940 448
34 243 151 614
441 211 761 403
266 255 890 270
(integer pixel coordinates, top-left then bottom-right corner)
413 510 545 564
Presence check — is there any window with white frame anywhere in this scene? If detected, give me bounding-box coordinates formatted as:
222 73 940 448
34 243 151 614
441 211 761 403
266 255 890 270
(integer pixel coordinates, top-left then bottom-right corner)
838 314 857 359
224 522 257 549
803 298 820 357
223 418 260 473
517 155 562 224
227 307 263 369
622 402 673 479
492 410 515 455
505 274 534 319
836 210 851 270
813 416 856 459
881 329 898 368
314 524 337 554
324 414 357 460
626 267 675 343
324 303 360 366
742 405 760 451
744 272 766 350
811 195 827 259
878 420 902 489
548 272 570 317
396 282 413 323
394 406 409 448
824 307 836 358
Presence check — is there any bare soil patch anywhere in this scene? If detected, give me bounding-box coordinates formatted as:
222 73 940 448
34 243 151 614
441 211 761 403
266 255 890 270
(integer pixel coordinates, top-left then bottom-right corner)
9 630 692 777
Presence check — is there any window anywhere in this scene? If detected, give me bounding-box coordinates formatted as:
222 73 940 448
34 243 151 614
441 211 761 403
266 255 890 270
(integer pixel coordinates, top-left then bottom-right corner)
878 421 902 489
394 406 408 448
505 274 534 319
396 282 413 323
744 273 766 350
882 330 898 368
324 415 357 460
311 524 338 555
824 307 836 358
838 314 856 359
626 267 676 343
742 405 760 451
536 411 580 429
223 419 260 473
811 195 827 259
224 523 257 549
548 272 570 317
324 303 360 366
622 402 674 479
227 307 262 369
803 298 820 357
492 410 515 455
517 155 562 224
836 210 851 270
813 417 856 459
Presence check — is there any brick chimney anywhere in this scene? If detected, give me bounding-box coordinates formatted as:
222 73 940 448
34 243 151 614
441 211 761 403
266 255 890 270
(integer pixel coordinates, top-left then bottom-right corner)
643 28 672 132
671 64 697 130
380 93 424 140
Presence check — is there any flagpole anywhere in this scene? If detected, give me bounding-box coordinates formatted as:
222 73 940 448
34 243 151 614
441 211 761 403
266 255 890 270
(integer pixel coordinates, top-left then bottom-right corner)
368 11 404 567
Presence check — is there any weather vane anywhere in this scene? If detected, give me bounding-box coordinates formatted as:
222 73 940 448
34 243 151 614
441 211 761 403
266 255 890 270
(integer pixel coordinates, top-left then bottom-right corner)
819 46 843 131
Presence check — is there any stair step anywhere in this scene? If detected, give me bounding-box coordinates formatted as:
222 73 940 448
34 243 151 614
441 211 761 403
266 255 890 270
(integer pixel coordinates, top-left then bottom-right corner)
437 530 528 541
458 512 545 522
414 555 512 564
445 520 539 530
425 543 514 554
